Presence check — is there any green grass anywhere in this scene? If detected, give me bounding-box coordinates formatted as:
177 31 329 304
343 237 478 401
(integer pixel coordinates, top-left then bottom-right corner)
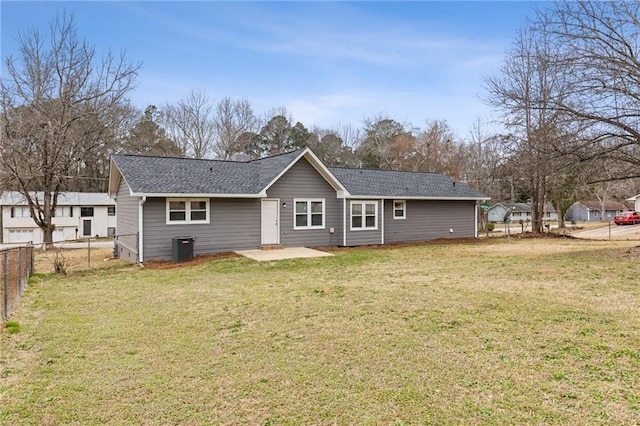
2 239 640 425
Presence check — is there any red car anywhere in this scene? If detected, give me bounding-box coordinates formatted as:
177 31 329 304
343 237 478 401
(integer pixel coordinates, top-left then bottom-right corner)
613 211 640 225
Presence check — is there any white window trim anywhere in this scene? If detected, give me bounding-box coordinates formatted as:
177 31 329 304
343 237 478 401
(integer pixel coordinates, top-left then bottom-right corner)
293 198 325 230
393 200 406 220
166 198 210 225
350 200 378 231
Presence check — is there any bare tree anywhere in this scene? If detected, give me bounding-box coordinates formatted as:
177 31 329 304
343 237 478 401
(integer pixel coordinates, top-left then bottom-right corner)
461 120 510 202
357 114 409 169
410 119 459 174
484 23 570 232
162 89 216 159
538 1 640 176
334 122 361 151
0 12 139 247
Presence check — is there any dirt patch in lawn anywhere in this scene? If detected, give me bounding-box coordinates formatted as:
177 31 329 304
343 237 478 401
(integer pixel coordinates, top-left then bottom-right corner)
618 245 640 260
319 237 492 253
143 252 240 270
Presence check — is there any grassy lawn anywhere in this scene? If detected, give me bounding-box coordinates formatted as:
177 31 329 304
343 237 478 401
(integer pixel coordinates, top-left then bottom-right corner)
2 239 640 425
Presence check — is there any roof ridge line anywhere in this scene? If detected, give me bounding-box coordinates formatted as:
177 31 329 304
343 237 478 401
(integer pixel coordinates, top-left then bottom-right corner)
329 165 447 176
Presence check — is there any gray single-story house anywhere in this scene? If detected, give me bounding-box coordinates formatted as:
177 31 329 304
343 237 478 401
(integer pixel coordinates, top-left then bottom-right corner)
108 148 487 262
566 200 632 222
487 202 557 223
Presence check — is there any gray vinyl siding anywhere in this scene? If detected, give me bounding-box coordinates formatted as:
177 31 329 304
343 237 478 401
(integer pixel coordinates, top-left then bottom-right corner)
566 205 588 222
345 199 383 246
384 199 476 243
114 179 139 262
142 197 261 261
266 158 342 248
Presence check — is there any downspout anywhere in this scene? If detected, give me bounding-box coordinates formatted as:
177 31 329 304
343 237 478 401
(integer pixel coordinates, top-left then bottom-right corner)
343 198 347 247
380 199 385 245
474 202 479 238
138 196 146 264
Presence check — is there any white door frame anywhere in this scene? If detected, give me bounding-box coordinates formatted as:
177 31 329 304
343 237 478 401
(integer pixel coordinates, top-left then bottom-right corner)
261 199 280 245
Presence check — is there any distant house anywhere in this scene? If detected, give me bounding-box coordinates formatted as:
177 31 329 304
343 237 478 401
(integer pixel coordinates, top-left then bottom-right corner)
627 194 640 212
487 202 557 223
566 200 632 222
108 148 487 263
0 192 116 244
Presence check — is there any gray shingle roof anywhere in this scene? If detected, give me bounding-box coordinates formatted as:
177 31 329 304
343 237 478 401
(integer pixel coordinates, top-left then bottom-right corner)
328 167 485 198
111 149 486 199
112 150 303 195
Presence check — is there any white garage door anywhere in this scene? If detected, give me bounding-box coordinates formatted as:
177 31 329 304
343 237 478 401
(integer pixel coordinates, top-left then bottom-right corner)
8 229 34 243
53 228 65 242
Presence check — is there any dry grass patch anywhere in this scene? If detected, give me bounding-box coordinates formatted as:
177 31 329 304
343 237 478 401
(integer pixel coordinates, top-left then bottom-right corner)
34 247 119 274
2 239 640 425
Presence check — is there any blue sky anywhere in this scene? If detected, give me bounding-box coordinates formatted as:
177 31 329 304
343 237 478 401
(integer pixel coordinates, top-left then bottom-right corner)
1 1 542 138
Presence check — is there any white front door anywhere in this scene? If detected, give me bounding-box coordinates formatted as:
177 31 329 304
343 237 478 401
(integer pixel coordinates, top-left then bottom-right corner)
261 199 280 245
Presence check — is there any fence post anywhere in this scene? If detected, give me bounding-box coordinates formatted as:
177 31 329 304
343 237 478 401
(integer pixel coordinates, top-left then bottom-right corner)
87 238 91 269
3 251 8 321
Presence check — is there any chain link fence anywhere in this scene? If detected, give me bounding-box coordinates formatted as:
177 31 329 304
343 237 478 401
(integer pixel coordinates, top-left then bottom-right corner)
1 244 34 320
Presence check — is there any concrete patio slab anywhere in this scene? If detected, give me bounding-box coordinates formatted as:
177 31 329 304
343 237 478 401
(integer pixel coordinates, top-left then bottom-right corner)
235 247 333 261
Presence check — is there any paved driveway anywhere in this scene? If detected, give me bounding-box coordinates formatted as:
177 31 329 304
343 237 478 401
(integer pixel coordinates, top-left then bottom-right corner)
571 223 640 240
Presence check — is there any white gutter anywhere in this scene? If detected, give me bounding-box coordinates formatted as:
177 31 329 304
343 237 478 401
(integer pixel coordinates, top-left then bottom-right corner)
474 202 478 238
344 195 487 201
381 199 385 245
138 196 146 263
130 192 263 199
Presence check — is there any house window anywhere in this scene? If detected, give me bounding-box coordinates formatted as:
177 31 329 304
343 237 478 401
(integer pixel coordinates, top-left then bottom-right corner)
81 207 94 217
166 198 210 224
351 201 377 230
294 199 325 230
393 200 406 219
108 206 116 216
11 207 31 218
54 206 72 217
107 227 116 237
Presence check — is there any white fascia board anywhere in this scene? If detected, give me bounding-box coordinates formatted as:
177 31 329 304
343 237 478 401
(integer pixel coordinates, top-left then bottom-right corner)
346 195 489 201
107 159 122 198
129 192 263 199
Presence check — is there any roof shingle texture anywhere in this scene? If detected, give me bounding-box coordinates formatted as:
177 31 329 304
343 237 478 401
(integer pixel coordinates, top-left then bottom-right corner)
329 167 484 198
112 150 302 195
112 150 485 199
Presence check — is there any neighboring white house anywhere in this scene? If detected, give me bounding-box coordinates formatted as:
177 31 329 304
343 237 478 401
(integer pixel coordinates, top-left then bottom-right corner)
0 192 116 244
627 194 640 212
